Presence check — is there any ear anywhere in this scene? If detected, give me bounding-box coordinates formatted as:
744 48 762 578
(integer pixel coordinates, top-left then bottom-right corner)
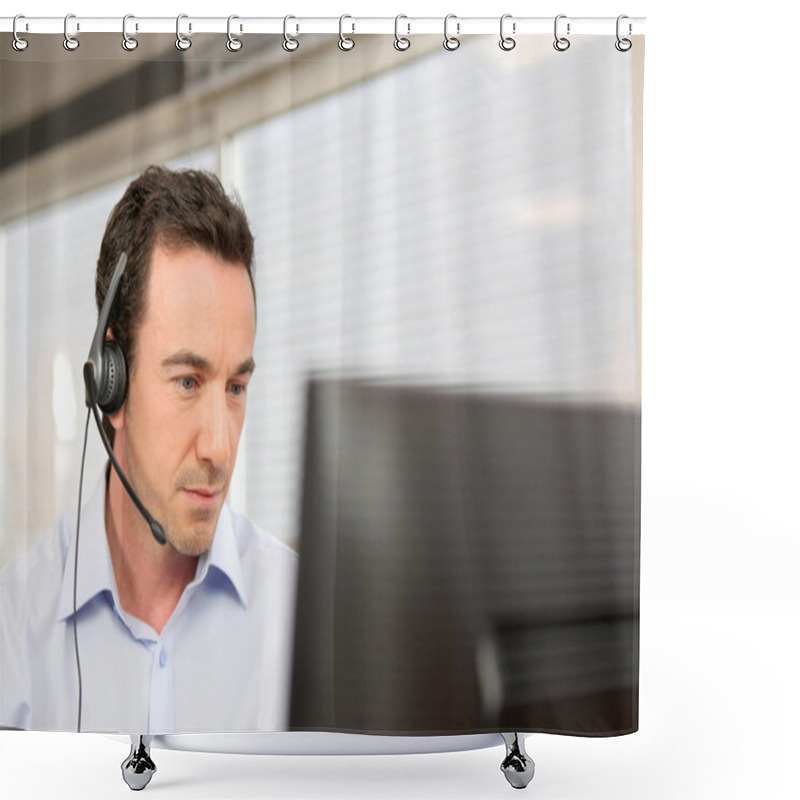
108 402 125 432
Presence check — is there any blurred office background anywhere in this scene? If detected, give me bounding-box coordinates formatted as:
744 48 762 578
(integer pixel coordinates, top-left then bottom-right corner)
0 32 640 564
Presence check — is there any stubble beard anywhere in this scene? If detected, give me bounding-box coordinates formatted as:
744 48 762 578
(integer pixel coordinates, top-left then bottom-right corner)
166 500 222 557
124 438 227 557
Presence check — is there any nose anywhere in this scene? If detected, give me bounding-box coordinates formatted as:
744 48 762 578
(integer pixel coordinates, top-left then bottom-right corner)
196 386 231 468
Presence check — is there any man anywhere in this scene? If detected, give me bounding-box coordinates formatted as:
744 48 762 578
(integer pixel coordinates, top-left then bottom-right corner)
1 167 297 734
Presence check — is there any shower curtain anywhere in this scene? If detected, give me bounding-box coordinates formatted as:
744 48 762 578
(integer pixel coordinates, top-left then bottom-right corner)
0 21 644 738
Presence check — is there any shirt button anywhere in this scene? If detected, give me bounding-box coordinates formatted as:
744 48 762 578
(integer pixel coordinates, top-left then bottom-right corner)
159 648 167 668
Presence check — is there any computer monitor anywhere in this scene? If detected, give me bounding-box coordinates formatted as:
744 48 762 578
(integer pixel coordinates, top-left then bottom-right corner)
289 377 640 736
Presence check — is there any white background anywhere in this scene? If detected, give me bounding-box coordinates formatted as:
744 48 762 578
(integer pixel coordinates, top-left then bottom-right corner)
2 1 798 798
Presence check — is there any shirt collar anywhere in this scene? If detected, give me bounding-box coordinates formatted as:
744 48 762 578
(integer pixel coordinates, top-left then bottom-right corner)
57 466 248 621
193 500 248 609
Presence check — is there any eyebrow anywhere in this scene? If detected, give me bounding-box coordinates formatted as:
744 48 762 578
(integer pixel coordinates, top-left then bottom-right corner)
161 350 256 377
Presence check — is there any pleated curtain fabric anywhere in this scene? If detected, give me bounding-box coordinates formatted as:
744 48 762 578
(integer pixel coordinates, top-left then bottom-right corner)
0 29 643 735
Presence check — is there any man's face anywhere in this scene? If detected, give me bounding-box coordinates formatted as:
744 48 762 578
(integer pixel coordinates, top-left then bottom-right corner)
113 243 256 556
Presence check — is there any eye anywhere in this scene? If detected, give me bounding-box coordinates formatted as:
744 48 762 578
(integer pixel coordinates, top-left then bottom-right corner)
229 381 247 397
178 376 198 392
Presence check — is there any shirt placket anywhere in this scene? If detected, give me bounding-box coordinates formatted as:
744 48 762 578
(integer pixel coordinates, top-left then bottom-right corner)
148 627 175 734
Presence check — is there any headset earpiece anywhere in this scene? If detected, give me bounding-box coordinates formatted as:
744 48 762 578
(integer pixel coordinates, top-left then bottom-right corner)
98 338 128 415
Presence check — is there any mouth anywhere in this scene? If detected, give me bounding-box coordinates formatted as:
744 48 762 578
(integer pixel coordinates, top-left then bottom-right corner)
181 486 223 509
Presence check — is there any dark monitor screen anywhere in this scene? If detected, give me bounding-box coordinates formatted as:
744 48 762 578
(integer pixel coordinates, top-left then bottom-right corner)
289 377 640 736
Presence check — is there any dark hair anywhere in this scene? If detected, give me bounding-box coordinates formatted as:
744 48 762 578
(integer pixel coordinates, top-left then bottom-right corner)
96 166 255 442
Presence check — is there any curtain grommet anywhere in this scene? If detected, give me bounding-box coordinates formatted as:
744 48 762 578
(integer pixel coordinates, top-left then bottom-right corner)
175 14 192 51
394 15 411 51
338 14 355 51
499 14 516 51
283 15 299 52
553 14 570 51
63 13 80 51
615 15 632 51
227 15 243 52
12 15 29 51
121 14 138 51
443 14 460 51
553 14 570 52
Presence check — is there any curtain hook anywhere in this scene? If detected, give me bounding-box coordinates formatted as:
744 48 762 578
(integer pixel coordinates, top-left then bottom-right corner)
175 14 192 51
553 14 570 52
615 15 632 52
394 14 410 51
227 15 243 51
122 14 138 51
283 15 299 52
338 14 355 51
63 13 80 51
12 14 29 52
499 14 516 51
443 14 460 51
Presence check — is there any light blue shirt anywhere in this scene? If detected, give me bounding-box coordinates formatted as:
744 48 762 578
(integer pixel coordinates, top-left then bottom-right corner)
1 468 298 734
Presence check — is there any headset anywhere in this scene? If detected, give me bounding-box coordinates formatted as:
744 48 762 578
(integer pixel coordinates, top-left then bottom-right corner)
82 251 166 546
73 252 165 732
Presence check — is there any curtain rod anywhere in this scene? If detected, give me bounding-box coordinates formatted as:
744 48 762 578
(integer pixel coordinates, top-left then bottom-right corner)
1 16 646 37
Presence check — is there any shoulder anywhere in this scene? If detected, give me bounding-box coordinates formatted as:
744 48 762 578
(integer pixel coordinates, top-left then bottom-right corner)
1 514 71 614
1 512 76 730
0 512 71 713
